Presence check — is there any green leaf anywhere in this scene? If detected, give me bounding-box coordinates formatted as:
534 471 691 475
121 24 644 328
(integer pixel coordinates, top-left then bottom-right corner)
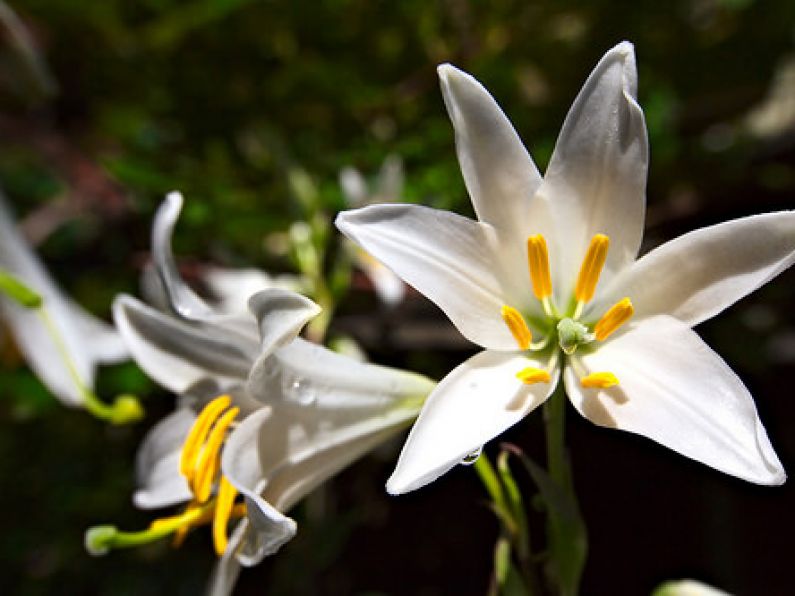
506 445 587 596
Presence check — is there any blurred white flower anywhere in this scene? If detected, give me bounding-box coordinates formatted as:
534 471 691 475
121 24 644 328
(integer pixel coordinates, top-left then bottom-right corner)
0 190 128 407
340 156 407 306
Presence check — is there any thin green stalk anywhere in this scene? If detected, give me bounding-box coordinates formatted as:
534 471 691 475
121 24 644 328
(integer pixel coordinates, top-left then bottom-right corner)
543 381 570 492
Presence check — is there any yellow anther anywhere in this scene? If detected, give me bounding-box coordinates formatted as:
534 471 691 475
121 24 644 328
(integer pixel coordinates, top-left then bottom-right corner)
212 476 238 556
594 298 634 341
501 305 533 350
580 372 619 389
180 395 232 484
526 235 552 299
516 367 551 385
574 234 610 304
193 406 240 503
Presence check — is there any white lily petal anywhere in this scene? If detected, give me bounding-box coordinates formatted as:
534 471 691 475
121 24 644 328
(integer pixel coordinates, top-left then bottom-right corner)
247 288 321 363
249 336 435 409
204 266 308 315
113 295 252 394
438 64 542 239
387 350 559 495
537 42 648 299
565 316 784 485
65 299 128 364
0 193 98 405
336 204 520 349
221 407 298 566
152 192 217 320
133 408 194 509
601 211 795 327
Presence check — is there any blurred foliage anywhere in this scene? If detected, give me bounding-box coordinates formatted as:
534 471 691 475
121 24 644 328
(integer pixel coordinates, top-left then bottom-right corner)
1 0 795 594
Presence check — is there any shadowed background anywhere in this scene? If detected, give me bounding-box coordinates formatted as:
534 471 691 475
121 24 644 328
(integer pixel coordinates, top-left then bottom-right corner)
0 0 793 594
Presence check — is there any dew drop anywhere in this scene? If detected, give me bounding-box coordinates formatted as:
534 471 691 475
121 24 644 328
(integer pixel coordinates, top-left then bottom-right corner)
460 446 483 466
290 378 316 406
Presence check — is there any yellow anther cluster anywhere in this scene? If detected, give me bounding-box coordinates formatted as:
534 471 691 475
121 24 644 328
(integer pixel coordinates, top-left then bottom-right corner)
516 367 551 385
594 298 634 341
526 235 552 299
501 305 533 350
580 372 619 389
176 394 241 555
574 234 609 304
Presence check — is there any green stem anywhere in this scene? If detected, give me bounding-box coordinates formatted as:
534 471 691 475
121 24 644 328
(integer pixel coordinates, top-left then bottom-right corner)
543 381 569 492
37 308 143 424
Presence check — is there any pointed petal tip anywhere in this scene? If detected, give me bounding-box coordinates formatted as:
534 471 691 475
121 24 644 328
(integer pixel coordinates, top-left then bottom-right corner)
165 190 184 204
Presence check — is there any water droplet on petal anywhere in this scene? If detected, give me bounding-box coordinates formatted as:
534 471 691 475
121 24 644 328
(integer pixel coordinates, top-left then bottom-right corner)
290 379 316 406
460 446 483 466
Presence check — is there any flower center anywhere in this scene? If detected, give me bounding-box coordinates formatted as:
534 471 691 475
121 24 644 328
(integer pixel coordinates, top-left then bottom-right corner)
84 395 246 558
502 233 634 388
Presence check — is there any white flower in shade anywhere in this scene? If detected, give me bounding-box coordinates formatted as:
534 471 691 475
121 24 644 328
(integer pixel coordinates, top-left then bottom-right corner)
93 193 433 595
340 155 407 306
336 42 795 494
0 190 128 406
653 579 732 596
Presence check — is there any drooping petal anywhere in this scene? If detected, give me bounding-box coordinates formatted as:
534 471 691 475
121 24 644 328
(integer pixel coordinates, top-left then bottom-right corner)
438 64 542 240
247 288 321 363
535 42 648 300
152 192 217 320
249 336 435 410
564 315 785 485
113 295 253 394
133 408 195 509
599 211 795 327
336 204 521 349
0 192 113 405
387 349 559 494
220 407 298 566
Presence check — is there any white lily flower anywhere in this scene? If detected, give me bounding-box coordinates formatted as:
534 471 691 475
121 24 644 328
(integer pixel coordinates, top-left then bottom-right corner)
653 579 732 596
93 193 433 594
340 155 407 306
337 42 794 494
0 190 128 406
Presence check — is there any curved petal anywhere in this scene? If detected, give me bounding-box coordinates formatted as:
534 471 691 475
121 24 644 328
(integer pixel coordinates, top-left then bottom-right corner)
113 295 252 394
387 349 559 494
536 42 648 300
221 407 297 566
247 288 321 362
249 336 435 410
203 266 308 315
600 211 795 327
336 204 519 349
438 64 542 239
65 299 129 364
133 408 194 509
564 315 784 485
152 192 217 320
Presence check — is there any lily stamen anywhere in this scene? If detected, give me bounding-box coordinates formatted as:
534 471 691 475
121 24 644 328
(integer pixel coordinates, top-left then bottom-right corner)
193 406 240 503
580 372 619 389
501 305 533 350
516 366 551 385
212 476 239 555
180 394 232 483
527 234 553 314
594 298 634 341
573 234 610 317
